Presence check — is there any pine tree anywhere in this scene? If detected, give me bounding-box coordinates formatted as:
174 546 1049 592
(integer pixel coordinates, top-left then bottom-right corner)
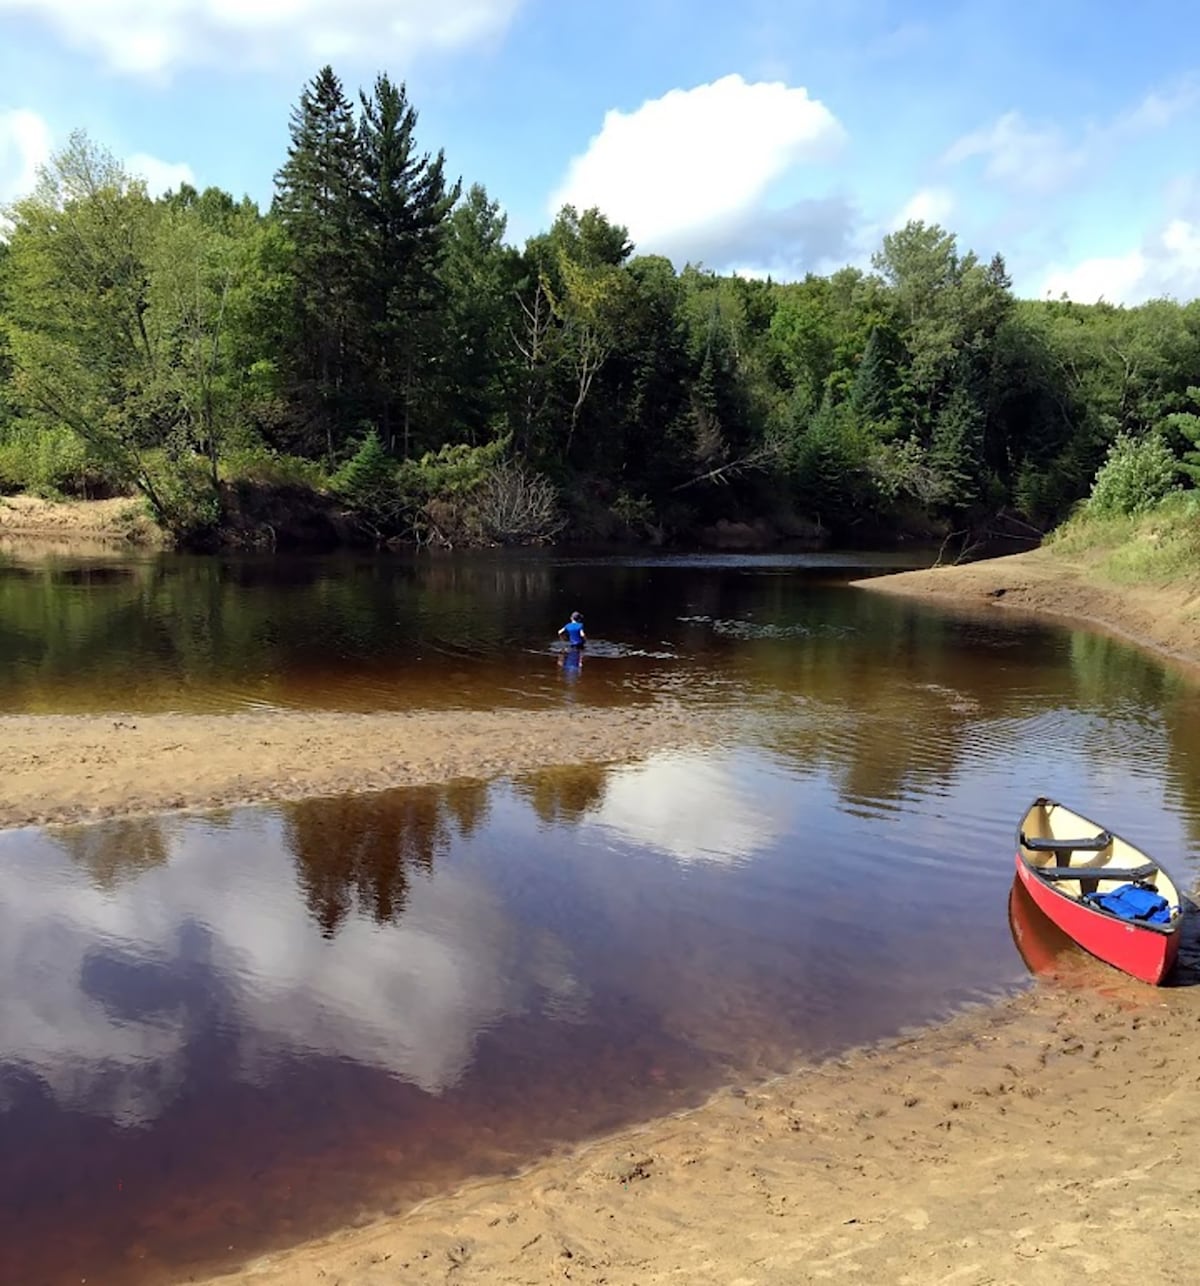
849 326 898 425
274 66 367 459
929 380 987 513
358 73 460 455
439 184 521 444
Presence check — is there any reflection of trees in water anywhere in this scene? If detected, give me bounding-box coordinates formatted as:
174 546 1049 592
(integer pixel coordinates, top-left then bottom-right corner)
283 780 491 937
749 616 1066 810
442 777 491 837
1067 631 1186 708
1068 632 1200 847
513 764 609 825
54 817 173 889
1159 701 1200 850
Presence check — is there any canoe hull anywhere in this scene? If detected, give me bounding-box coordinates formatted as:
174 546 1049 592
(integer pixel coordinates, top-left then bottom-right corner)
1014 852 1179 985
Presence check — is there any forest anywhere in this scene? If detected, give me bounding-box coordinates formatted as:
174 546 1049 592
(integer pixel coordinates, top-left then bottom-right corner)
2 64 1199 551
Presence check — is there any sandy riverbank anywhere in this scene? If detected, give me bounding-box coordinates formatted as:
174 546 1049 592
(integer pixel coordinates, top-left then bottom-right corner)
0 704 721 830
0 493 161 545
181 547 1200 1286
201 962 1200 1286
8 539 1200 1285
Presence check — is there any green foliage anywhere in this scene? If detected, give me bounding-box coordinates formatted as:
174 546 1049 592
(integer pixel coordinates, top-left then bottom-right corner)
220 444 329 489
140 452 223 542
330 427 399 535
929 382 987 514
788 398 875 518
612 490 656 530
396 436 507 503
1087 432 1179 516
9 73 1200 551
0 423 122 497
849 325 901 427
1157 386 1200 483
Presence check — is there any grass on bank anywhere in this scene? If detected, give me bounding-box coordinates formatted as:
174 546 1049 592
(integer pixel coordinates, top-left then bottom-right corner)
1047 490 1200 586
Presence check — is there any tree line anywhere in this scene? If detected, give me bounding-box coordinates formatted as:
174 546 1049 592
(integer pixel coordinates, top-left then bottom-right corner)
2 64 1199 548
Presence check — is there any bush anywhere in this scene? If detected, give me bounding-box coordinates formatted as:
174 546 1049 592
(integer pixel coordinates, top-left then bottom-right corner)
330 428 401 539
141 452 223 544
396 438 508 547
1088 432 1179 517
220 444 329 490
476 461 564 543
0 423 125 498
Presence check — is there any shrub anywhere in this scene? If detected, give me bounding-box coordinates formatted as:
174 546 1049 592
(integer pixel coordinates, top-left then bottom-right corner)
1088 432 1179 517
476 461 565 543
141 452 223 544
221 444 329 490
330 428 401 539
0 423 125 498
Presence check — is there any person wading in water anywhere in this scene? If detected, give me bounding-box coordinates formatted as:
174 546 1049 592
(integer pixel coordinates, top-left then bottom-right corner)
558 611 586 648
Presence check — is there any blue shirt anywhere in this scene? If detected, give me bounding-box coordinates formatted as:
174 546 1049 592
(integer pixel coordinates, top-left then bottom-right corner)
562 620 585 645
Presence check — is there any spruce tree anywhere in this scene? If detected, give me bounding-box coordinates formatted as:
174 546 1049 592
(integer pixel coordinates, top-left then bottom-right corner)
439 184 521 444
850 326 898 425
929 380 987 512
358 73 460 455
274 66 367 459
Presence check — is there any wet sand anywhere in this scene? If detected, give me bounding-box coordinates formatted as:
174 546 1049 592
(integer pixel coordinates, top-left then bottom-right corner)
7 540 1200 1284
0 705 720 829
202 973 1200 1286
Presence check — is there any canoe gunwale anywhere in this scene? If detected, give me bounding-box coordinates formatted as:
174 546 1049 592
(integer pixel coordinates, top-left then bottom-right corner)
1013 797 1181 985
1015 796 1181 937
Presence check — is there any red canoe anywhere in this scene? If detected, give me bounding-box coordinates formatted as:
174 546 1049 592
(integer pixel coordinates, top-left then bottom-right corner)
1015 797 1182 986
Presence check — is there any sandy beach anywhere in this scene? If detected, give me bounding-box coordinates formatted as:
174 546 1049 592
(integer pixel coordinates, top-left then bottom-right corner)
4 539 1200 1284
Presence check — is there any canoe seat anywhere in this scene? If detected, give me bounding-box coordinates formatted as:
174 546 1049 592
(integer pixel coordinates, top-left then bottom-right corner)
1036 862 1159 883
1020 831 1112 852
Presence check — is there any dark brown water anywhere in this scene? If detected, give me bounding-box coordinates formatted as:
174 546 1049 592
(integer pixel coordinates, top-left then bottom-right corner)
2 547 1200 1285
0 546 934 713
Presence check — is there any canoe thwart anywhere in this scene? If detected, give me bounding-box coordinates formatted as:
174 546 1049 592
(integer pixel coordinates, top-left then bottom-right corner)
1019 831 1112 853
1035 862 1159 883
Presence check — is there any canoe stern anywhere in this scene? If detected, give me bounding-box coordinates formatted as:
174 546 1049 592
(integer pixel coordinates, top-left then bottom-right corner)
1014 853 1179 986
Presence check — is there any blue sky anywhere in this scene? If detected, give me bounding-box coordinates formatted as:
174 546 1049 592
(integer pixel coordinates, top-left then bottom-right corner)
2 0 1199 302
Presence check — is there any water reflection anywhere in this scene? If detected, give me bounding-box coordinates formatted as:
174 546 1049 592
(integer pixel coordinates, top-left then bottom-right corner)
0 547 930 714
4 549 1200 1284
583 751 791 865
1 712 1199 1283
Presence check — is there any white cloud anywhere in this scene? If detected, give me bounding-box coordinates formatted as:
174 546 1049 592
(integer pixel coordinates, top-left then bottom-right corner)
0 107 52 202
1040 251 1149 305
892 186 954 229
0 809 574 1126
943 111 1084 194
1040 215 1200 304
944 80 1200 201
126 151 195 196
550 74 846 259
584 751 789 866
0 110 194 205
0 0 522 74
1113 79 1200 135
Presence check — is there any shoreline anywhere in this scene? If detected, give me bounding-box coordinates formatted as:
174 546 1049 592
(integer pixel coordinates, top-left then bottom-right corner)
853 544 1200 674
188 547 1200 1286
201 965 1200 1286
0 493 161 546
0 704 721 830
